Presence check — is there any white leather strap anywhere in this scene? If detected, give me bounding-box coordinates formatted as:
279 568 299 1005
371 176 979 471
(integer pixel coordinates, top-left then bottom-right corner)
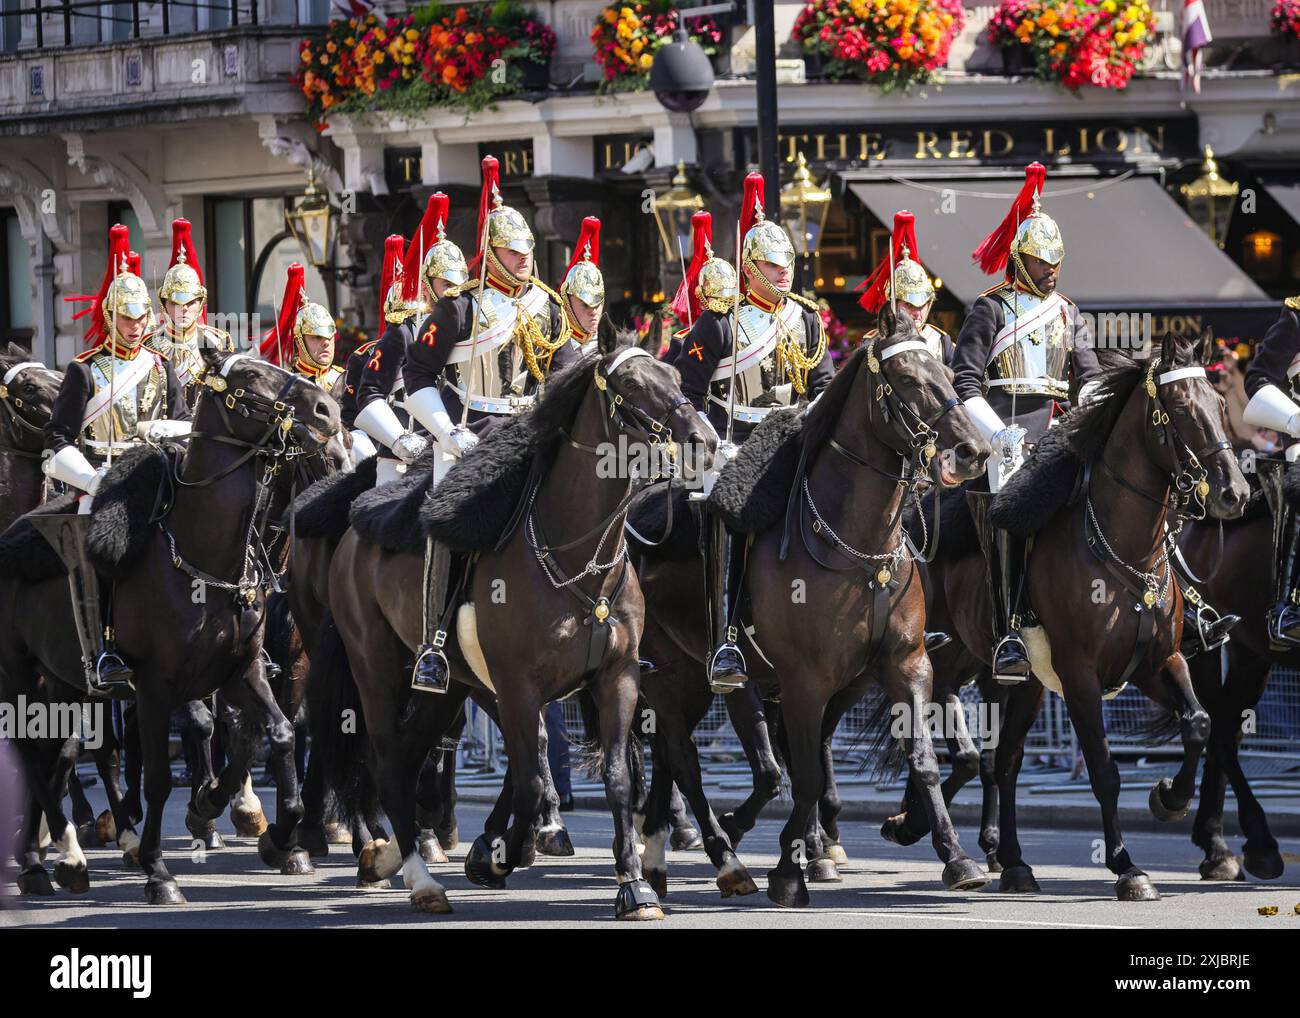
3 361 43 385
878 340 931 362
222 353 255 377
606 346 652 374
1157 366 1206 385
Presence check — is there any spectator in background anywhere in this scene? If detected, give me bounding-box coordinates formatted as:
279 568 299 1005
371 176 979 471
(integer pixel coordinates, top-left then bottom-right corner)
545 701 574 811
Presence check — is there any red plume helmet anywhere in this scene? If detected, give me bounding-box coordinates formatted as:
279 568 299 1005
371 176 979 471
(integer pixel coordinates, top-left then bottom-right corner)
259 263 306 366
67 223 132 347
471 156 501 272
737 171 766 294
972 163 1047 276
166 217 206 323
564 217 601 278
379 234 406 325
127 251 142 276
401 192 449 301
857 211 921 314
671 210 713 327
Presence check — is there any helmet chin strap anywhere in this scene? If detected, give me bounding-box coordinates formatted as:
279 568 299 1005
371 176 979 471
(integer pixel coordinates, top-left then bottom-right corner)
487 246 527 293
1010 250 1057 300
744 257 789 302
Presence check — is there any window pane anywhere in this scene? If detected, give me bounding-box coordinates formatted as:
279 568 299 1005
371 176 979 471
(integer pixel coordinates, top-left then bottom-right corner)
6 216 32 330
213 199 247 317
256 235 327 328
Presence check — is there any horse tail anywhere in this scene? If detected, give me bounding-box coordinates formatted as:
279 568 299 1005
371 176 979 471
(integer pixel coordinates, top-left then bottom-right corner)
305 611 368 824
263 592 296 691
849 688 908 781
570 687 606 780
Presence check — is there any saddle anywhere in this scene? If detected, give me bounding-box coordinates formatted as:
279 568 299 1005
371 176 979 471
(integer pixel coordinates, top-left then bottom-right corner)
708 406 805 535
349 450 437 555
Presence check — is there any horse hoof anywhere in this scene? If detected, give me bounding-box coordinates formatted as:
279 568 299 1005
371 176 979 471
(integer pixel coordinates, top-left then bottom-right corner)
1115 869 1160 901
615 880 664 921
53 861 90 894
185 807 221 847
671 827 704 852
435 825 459 852
299 826 329 859
204 829 226 851
410 887 453 914
355 877 390 890
536 827 575 857
190 785 221 824
144 880 186 905
325 822 352 845
986 852 1003 875
1199 855 1244 881
825 843 849 867
647 868 668 899
76 821 101 848
717 864 759 898
766 869 810 909
1243 847 1285 881
419 834 448 866
17 867 55 896
1148 779 1189 822
231 807 268 838
718 813 745 850
880 814 923 847
805 857 842 883
998 863 1040 893
518 837 537 869
464 834 508 889
282 848 314 876
942 858 990 891
357 838 402 884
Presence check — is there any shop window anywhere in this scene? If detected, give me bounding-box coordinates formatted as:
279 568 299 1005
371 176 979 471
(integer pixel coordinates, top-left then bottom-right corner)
2 209 34 347
1242 230 1284 282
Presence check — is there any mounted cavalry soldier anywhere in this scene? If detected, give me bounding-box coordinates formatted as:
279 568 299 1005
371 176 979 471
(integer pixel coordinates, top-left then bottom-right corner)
354 193 468 485
259 263 345 397
675 171 834 693
44 224 190 694
1243 295 1300 648
148 217 234 409
402 156 579 693
857 211 953 364
953 163 1101 682
664 210 715 366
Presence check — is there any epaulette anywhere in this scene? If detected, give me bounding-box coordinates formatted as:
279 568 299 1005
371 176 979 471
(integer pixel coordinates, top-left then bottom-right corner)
1285 296 1300 312
444 279 480 300
199 325 234 352
73 347 98 363
979 281 1013 299
355 338 380 357
787 292 821 313
530 278 561 304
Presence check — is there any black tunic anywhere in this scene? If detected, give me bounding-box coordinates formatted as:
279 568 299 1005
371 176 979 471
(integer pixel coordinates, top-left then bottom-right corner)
674 301 833 440
1244 303 1300 399
45 353 188 458
951 287 1099 442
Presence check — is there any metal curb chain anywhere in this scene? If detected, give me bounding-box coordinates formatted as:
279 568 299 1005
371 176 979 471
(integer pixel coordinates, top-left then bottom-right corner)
1086 494 1171 604
803 476 907 570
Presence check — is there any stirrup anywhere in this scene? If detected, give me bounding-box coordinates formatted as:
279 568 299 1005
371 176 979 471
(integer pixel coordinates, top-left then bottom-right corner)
90 651 134 695
260 646 281 682
411 642 450 694
707 641 747 695
638 657 659 677
993 633 1031 685
1267 604 1300 651
923 631 952 653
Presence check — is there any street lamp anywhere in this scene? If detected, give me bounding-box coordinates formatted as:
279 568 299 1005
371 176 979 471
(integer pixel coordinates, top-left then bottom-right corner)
651 161 705 260
779 152 832 291
1180 146 1239 249
285 169 337 269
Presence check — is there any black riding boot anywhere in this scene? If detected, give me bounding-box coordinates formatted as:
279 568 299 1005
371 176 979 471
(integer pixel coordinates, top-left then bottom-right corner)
992 528 1031 683
1176 580 1239 658
1269 501 1300 650
412 538 452 694
705 515 747 694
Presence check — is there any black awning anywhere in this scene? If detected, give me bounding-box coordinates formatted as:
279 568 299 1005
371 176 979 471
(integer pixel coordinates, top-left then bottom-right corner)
846 174 1266 308
1264 179 1300 229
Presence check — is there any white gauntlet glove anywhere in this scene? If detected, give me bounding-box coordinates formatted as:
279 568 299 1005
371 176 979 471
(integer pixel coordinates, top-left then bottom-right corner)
446 426 478 458
391 431 429 464
136 419 192 442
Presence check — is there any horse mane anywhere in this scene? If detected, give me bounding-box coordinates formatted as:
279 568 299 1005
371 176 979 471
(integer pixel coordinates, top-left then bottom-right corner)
522 348 601 456
799 344 868 457
1054 357 1146 464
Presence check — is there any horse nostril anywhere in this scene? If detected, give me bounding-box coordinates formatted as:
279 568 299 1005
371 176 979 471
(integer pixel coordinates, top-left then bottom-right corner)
314 400 332 421
954 441 983 466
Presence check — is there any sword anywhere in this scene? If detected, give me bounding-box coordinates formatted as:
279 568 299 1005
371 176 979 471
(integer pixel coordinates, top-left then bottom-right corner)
107 253 120 470
724 224 742 447
888 234 897 322
676 234 693 330
460 209 493 428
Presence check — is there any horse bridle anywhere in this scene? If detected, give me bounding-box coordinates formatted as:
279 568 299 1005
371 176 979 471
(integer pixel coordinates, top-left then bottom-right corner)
592 346 694 457
0 361 52 459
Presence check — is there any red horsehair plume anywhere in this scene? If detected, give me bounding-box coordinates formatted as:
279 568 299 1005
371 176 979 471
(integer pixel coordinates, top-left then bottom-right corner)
972 162 1047 277
66 223 131 347
258 263 307 366
378 234 406 324
857 210 921 314
671 210 713 328
401 191 450 301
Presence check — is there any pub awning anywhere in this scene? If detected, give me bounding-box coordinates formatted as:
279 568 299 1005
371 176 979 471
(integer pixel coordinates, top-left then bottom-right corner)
1263 178 1300 230
845 173 1266 308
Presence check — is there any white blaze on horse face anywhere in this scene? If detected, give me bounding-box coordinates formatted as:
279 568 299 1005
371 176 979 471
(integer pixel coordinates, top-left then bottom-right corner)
456 603 497 694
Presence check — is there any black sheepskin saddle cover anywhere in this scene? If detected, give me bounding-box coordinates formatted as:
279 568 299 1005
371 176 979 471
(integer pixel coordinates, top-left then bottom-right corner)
708 407 805 534
626 480 698 561
0 445 169 584
349 450 437 555
1283 458 1300 514
292 455 377 543
987 425 1083 539
0 492 77 582
906 486 981 562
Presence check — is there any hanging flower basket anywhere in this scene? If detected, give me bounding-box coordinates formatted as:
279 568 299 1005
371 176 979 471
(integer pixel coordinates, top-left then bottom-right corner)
985 0 1155 91
590 3 725 92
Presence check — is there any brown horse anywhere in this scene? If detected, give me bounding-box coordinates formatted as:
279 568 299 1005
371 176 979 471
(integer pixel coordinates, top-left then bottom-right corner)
312 329 712 916
637 315 993 907
931 332 1249 900
1179 472 1289 882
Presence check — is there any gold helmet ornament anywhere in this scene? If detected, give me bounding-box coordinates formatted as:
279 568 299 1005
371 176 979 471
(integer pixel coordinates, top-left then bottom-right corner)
419 192 469 291
158 218 208 312
475 156 535 291
973 163 1064 296
68 223 151 351
257 263 334 372
858 211 935 315
739 171 796 295
561 217 605 309
696 243 739 315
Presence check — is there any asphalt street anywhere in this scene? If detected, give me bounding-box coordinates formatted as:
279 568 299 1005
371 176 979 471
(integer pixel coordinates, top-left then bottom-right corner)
5 785 1300 930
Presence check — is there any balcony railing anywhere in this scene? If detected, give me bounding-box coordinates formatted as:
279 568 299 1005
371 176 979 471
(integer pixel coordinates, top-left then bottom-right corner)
13 1 262 49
